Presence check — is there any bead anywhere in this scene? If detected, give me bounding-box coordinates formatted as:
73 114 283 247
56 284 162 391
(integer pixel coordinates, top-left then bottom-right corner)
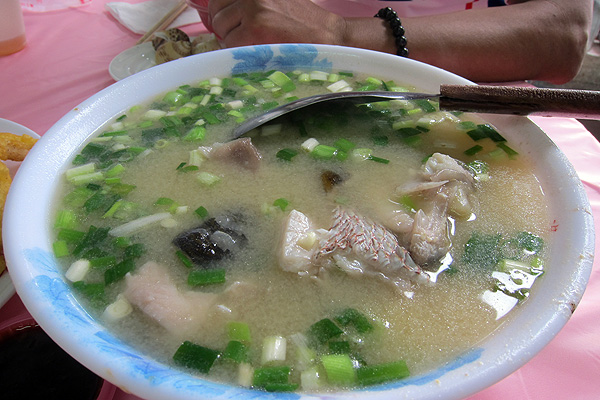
375 7 409 58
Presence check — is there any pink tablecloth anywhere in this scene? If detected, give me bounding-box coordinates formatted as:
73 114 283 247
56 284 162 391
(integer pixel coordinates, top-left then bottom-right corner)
1 1 599 399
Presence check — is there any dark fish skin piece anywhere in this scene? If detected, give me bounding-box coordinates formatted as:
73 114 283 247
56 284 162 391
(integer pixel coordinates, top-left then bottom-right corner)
172 217 247 266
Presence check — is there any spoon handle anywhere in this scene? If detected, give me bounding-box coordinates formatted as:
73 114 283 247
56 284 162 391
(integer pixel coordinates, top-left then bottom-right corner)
439 84 600 119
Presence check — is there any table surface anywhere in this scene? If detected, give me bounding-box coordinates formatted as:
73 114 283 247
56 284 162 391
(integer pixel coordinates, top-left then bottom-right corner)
1 1 599 399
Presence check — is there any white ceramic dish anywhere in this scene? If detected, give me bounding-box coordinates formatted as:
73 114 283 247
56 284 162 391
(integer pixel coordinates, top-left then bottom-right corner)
109 42 157 81
0 118 39 309
4 44 595 400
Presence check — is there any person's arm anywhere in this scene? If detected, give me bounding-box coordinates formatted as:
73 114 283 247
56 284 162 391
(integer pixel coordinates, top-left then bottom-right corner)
203 0 593 83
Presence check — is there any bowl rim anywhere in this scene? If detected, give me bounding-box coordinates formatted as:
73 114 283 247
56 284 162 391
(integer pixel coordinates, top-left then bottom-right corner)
3 43 595 400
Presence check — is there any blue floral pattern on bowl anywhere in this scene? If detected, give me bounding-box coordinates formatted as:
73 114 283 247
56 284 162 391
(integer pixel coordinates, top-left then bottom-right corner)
231 44 332 75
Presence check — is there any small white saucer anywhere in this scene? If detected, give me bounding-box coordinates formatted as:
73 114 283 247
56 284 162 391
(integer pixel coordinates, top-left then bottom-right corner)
0 118 40 309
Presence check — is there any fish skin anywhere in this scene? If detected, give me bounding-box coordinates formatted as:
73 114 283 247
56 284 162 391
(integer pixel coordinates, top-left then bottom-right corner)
316 207 432 287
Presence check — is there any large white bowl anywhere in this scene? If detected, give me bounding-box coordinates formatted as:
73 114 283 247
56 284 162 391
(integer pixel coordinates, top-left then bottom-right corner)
4 44 595 400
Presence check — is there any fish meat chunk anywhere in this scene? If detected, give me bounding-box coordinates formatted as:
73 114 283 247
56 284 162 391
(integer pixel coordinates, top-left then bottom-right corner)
315 207 432 288
206 138 262 171
123 261 217 338
278 209 324 276
423 153 474 185
409 192 452 265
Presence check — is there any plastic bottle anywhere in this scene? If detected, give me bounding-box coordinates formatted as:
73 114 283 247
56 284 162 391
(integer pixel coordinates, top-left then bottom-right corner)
0 0 26 56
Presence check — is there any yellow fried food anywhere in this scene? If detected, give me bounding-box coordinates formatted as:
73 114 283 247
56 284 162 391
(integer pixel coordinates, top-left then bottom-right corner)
0 161 11 275
0 132 38 161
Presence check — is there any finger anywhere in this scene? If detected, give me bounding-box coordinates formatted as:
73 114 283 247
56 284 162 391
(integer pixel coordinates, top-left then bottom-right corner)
209 0 244 41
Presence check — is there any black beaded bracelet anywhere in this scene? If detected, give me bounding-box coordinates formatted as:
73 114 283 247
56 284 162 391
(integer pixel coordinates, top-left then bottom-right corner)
374 7 409 57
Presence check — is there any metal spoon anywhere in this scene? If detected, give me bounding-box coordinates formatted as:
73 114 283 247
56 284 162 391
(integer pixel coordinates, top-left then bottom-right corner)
233 84 600 138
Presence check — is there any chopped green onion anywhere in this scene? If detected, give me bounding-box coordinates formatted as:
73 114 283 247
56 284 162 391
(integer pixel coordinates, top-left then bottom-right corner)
72 226 110 257
276 148 298 161
308 318 344 345
53 240 70 258
124 243 145 259
68 171 105 186
290 332 316 368
497 259 532 274
267 71 296 92
263 383 299 392
194 206 209 218
273 198 289 211
183 125 206 141
300 366 322 391
321 354 356 385
104 258 135 285
57 228 86 244
155 197 175 206
334 138 356 153
261 335 287 364
262 101 280 111
173 341 220 374
72 281 105 306
464 145 483 156
196 171 221 186
329 341 351 354
89 255 117 269
54 210 79 231
334 308 373 334
367 155 390 164
497 142 519 158
66 162 96 179
176 250 194 268
253 366 292 388
228 321 252 343
311 145 338 160
356 360 410 386
372 135 389 146
223 340 249 363
114 236 132 248
187 268 226 286
105 164 125 178
108 212 171 237
413 99 437 113
458 120 477 130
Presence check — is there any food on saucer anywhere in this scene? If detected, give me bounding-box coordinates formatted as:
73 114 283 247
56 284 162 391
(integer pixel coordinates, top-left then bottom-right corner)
0 132 37 162
0 131 39 275
51 69 548 392
152 28 221 64
0 162 10 275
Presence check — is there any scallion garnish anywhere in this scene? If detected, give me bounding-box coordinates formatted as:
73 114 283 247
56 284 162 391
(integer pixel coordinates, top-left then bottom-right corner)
187 268 226 286
308 318 344 345
173 341 220 374
276 148 298 161
367 155 390 164
194 206 209 218
176 250 194 268
227 321 252 343
356 360 410 386
321 354 356 385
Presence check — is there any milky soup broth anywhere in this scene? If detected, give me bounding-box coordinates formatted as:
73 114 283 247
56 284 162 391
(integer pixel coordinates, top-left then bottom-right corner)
53 70 550 391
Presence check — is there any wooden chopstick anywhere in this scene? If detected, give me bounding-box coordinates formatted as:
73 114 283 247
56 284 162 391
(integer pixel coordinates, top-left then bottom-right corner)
136 0 188 45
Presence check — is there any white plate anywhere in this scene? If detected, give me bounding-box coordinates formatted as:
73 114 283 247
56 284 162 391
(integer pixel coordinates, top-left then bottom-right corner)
109 34 221 81
109 42 157 81
0 118 40 309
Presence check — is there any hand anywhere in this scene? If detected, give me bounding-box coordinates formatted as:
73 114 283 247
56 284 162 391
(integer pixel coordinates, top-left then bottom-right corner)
205 0 346 47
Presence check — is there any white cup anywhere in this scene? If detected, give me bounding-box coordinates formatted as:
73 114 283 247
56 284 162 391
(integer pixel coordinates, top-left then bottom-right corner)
0 0 26 56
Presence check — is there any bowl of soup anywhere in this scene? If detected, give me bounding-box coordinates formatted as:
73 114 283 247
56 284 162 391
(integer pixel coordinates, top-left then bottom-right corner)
4 44 594 400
